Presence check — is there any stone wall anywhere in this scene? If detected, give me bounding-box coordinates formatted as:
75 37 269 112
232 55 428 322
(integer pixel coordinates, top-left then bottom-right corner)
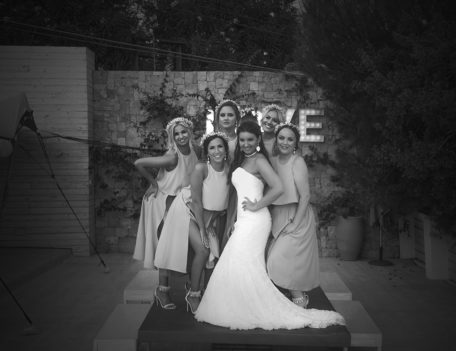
92 70 396 259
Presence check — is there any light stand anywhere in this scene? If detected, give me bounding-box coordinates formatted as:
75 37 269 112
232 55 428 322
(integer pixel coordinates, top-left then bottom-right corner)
4 111 110 273
0 95 109 336
369 209 393 266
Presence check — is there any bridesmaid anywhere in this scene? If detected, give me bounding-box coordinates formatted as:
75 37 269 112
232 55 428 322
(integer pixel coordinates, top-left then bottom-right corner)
133 117 199 309
154 132 230 313
260 104 286 156
213 99 242 250
213 99 241 160
266 123 320 308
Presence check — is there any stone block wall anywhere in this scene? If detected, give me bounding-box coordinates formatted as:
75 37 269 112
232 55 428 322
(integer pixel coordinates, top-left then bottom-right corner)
93 70 394 259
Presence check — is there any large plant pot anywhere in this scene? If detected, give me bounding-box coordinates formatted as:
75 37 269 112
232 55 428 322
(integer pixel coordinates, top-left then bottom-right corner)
335 215 364 260
420 213 450 280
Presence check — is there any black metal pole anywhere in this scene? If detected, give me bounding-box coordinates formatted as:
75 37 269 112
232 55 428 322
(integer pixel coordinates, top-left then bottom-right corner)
369 213 393 266
34 131 110 273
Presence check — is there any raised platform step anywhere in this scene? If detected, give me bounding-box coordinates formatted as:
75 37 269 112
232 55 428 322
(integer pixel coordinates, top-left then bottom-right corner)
93 304 151 351
123 269 158 304
138 285 350 350
123 270 352 305
331 300 382 351
320 271 352 300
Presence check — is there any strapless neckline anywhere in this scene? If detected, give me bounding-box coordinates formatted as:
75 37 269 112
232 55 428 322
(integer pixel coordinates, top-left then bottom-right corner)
233 167 261 183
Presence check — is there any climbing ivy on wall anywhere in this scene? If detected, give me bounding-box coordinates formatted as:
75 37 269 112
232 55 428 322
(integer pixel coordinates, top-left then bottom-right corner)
92 72 216 220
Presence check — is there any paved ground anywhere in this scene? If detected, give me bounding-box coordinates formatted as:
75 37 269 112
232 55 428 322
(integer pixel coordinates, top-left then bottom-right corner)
0 248 455 351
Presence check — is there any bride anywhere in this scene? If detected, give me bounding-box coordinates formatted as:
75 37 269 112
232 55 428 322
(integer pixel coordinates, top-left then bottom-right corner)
195 121 345 330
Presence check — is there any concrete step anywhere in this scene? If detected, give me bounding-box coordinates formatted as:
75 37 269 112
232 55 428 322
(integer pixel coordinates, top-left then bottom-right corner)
320 271 352 300
331 300 382 351
123 270 352 305
93 304 151 351
123 269 158 304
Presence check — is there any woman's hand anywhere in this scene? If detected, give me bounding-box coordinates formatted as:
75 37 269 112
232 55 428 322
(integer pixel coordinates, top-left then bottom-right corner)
144 181 158 199
200 229 210 249
242 197 258 212
280 218 297 235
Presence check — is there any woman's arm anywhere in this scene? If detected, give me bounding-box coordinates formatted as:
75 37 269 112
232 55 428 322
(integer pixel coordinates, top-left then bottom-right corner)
190 163 209 247
134 151 178 198
134 152 178 180
242 156 283 212
282 156 310 233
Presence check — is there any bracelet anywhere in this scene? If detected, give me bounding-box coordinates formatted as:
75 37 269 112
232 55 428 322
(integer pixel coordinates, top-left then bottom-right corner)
200 230 208 247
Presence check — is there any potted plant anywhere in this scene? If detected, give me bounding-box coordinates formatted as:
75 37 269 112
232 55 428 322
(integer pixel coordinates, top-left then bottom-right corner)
318 189 365 260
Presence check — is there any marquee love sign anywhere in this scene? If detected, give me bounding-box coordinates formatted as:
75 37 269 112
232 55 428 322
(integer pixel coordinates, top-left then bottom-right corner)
285 108 324 142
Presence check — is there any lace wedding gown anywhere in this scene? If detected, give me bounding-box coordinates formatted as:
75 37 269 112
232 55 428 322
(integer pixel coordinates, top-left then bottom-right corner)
195 167 345 330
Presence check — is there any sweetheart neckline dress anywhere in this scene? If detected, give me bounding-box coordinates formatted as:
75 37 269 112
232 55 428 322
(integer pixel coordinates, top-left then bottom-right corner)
194 167 345 330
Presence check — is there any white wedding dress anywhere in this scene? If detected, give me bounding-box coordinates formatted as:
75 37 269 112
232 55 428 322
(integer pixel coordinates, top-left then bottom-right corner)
195 167 345 330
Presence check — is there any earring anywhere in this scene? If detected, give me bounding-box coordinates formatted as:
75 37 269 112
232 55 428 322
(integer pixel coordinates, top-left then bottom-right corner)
256 145 260 152
224 155 227 161
207 156 210 164
293 148 297 154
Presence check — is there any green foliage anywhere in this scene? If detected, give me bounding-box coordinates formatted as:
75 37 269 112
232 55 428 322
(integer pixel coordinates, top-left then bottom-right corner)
1 0 156 69
303 145 334 168
92 69 261 218
2 0 298 70
317 189 366 227
92 73 209 218
298 0 456 233
152 0 298 70
91 145 146 219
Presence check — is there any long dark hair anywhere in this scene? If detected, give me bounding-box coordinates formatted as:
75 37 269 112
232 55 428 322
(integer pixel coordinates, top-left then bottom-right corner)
202 133 229 162
228 121 270 182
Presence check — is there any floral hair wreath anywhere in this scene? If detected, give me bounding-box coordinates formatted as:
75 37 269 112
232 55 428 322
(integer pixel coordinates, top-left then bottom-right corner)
201 131 229 145
274 122 299 135
166 117 194 131
262 104 283 116
214 99 241 117
241 106 258 117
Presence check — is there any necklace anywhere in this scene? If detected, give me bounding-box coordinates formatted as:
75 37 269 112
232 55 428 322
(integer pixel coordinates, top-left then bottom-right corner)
244 151 258 158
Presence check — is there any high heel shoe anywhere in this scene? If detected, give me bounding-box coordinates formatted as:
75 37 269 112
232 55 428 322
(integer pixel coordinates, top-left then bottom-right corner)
292 293 309 309
154 285 176 310
185 290 201 314
184 281 191 293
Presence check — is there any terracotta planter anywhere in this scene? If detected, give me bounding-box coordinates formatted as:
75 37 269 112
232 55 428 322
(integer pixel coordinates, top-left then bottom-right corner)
335 215 364 260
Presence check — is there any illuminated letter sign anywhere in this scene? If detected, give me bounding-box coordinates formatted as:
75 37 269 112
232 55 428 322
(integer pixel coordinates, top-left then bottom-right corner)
286 108 324 142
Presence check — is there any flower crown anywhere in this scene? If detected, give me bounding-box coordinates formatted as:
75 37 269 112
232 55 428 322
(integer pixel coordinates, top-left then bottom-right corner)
274 122 299 135
214 99 241 118
201 131 229 145
263 104 283 116
166 117 193 131
241 106 258 117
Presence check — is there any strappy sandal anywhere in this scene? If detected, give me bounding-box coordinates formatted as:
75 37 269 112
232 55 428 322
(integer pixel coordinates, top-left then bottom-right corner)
185 290 201 314
154 285 176 310
292 293 309 309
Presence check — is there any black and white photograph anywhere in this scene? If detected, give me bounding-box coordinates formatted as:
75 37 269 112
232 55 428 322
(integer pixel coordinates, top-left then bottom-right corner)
1 1 455 350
